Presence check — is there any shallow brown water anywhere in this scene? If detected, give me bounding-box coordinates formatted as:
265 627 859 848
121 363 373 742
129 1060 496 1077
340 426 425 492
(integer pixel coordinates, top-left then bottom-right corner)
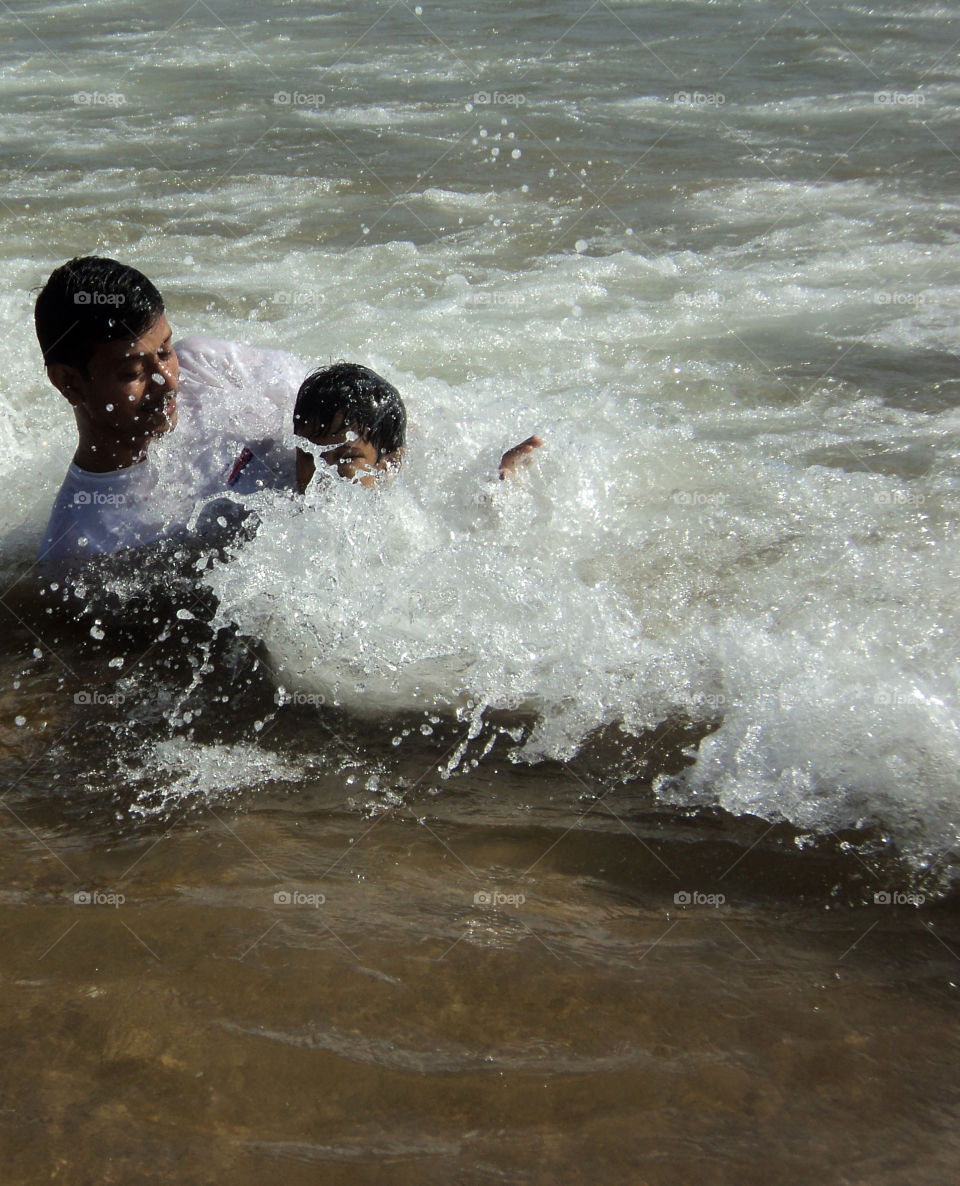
1 745 959 1186
0 576 957 1185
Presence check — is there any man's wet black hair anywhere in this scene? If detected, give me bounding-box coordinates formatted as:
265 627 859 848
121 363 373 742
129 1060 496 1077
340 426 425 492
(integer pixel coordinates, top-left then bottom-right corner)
35 256 166 372
293 363 407 460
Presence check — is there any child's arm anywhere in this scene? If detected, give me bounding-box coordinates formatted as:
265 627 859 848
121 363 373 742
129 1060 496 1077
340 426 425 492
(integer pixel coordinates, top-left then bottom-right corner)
499 435 544 480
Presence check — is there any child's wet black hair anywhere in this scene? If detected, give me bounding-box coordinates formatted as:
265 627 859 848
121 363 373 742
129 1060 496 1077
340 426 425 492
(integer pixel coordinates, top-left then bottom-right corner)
293 363 406 459
35 256 166 372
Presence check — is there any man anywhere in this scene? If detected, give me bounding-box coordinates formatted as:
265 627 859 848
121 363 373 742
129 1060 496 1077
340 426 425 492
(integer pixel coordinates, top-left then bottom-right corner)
35 257 301 564
35 257 181 562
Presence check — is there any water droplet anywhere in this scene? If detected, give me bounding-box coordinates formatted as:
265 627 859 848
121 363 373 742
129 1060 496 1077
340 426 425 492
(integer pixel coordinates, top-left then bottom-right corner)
14 715 25 727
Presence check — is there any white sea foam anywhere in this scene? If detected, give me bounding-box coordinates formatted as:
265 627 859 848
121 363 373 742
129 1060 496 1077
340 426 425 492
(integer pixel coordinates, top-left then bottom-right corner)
1 0 958 870
192 240 959 869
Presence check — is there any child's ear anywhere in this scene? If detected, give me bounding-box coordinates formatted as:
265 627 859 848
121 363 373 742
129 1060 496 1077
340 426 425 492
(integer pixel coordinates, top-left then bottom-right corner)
47 364 85 406
379 448 404 470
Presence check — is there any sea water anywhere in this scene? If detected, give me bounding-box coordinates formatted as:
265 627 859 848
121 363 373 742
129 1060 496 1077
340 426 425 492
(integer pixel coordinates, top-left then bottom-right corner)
2 0 958 875
3 3 960 1181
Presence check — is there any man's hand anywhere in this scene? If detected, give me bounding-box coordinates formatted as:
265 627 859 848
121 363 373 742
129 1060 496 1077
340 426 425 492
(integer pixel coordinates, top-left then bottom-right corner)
499 435 544 480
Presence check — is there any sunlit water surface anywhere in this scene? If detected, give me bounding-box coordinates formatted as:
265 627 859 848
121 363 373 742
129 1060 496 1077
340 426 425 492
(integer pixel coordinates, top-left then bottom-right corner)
1 0 959 1181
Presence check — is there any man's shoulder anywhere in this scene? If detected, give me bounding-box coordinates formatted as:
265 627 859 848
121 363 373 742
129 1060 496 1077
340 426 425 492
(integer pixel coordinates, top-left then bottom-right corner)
174 334 235 358
174 335 244 379
175 335 305 406
175 335 302 372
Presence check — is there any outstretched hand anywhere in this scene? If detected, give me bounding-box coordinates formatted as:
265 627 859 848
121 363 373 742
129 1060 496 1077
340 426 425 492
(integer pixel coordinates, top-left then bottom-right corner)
499 434 544 480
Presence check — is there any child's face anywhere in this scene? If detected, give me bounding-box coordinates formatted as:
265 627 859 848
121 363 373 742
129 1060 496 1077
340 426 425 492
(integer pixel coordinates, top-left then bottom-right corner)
295 410 392 492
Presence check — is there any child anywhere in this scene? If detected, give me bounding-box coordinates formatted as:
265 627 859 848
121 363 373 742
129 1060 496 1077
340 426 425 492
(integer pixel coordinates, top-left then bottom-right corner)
228 361 543 494
292 362 407 492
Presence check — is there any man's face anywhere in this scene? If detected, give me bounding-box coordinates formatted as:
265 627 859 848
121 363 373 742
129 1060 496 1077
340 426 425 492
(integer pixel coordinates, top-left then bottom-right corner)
65 315 179 442
295 410 392 493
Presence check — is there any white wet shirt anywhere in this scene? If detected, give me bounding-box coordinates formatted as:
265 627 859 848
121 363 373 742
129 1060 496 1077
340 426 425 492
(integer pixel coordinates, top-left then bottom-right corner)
37 336 305 564
36 457 168 563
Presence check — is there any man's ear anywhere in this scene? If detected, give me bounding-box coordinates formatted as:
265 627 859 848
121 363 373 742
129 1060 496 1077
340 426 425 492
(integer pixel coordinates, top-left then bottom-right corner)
47 363 86 406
